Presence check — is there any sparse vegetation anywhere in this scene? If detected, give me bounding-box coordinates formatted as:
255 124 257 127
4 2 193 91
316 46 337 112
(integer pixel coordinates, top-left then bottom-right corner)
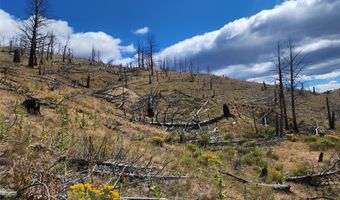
0 3 339 198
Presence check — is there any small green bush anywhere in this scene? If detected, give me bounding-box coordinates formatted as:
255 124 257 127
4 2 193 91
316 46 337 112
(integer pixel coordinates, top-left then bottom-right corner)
198 133 209 147
198 152 221 166
186 143 197 152
303 135 318 143
151 136 164 147
239 147 267 167
266 148 279 160
292 162 314 176
309 135 340 151
286 134 298 142
265 168 284 184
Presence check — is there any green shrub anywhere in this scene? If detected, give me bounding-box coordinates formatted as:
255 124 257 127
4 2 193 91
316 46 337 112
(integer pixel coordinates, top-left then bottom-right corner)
198 152 221 166
266 148 279 160
292 162 314 176
239 147 267 167
264 168 284 184
223 133 234 141
198 133 209 147
286 134 298 142
151 136 164 147
309 135 340 151
186 143 197 152
224 146 236 161
303 135 318 143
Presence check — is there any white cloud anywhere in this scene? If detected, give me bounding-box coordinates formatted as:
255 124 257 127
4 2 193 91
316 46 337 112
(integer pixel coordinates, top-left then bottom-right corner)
300 69 340 81
68 31 134 63
314 81 340 92
133 27 150 35
0 9 135 64
158 0 340 86
0 9 19 44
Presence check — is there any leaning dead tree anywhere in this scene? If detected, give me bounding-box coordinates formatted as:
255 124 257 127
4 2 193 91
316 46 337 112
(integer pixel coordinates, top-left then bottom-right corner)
20 0 49 68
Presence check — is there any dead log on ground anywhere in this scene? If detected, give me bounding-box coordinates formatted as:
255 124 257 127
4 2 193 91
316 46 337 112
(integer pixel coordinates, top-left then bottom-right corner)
286 170 340 186
221 171 291 191
286 158 339 186
150 104 233 128
0 188 18 198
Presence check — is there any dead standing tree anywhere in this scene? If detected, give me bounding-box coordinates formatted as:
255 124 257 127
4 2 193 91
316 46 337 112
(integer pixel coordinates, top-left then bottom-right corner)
21 0 49 68
46 32 55 60
275 41 289 135
326 96 336 130
147 34 157 77
62 37 70 63
287 38 305 133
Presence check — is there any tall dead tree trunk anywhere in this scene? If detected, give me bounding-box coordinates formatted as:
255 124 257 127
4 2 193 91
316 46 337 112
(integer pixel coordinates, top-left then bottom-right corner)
21 0 49 68
277 42 289 135
147 34 157 76
288 38 301 133
62 38 69 63
326 96 335 130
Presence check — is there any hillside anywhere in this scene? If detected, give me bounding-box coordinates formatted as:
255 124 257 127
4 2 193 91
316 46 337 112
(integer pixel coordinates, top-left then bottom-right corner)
0 47 339 200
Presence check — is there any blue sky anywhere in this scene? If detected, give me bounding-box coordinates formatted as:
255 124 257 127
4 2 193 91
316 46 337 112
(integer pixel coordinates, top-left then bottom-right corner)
0 0 339 92
0 0 281 49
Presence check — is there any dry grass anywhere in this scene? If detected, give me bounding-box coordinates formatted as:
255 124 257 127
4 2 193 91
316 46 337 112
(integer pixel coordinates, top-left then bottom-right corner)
0 47 339 199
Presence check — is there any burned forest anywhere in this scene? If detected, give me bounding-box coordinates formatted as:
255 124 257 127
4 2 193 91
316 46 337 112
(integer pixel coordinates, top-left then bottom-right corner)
0 0 340 199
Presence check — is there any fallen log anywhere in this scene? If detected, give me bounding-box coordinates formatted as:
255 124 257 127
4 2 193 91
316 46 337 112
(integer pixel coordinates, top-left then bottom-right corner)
150 115 225 128
221 171 291 191
286 170 340 186
0 188 18 198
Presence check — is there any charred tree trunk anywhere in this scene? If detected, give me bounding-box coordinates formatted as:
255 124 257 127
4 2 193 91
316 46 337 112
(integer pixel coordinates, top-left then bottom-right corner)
318 152 324 163
326 96 335 130
277 42 289 134
28 24 37 68
289 39 299 133
252 111 259 135
86 74 90 88
13 49 21 63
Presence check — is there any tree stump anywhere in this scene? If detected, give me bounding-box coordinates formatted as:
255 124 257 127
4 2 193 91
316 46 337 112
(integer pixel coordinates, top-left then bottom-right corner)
22 98 41 115
86 75 91 88
13 49 21 63
223 104 231 118
260 167 268 178
318 152 324 163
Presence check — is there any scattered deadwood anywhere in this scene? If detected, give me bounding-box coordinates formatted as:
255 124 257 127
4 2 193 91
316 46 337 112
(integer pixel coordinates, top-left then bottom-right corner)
68 158 196 181
0 188 18 199
150 104 233 128
150 114 226 128
286 158 340 187
221 171 291 191
0 183 51 199
286 170 340 186
206 137 284 149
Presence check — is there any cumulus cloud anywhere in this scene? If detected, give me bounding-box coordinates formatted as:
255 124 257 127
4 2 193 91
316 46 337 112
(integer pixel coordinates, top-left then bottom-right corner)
158 0 340 86
0 9 18 43
0 9 134 63
313 80 340 92
133 27 150 35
